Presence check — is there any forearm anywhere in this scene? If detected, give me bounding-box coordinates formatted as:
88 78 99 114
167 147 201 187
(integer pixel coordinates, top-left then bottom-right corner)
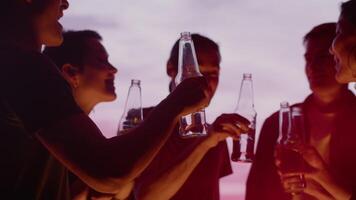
107 97 182 181
316 170 352 200
36 98 182 193
137 140 211 200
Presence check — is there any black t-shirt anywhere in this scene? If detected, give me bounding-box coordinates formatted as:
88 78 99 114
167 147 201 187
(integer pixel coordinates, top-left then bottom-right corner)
0 44 83 200
135 107 232 200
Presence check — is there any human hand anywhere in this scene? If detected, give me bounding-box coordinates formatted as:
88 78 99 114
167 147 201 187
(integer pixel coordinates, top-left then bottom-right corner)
274 144 307 196
277 145 351 200
280 174 334 200
167 76 210 116
203 113 250 148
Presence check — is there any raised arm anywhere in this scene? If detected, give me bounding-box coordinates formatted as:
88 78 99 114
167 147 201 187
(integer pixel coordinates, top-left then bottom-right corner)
35 77 210 194
135 114 249 200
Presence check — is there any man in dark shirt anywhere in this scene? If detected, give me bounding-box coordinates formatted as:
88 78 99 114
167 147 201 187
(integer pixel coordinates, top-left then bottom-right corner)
134 34 233 200
246 23 356 199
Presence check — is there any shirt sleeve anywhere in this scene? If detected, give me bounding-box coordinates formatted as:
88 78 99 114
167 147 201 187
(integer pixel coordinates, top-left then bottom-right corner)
245 112 288 200
1 51 83 134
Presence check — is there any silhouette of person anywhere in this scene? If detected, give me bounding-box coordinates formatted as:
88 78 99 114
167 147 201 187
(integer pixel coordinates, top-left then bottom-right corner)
44 30 248 200
246 23 356 200
331 0 356 84
0 2 222 199
134 34 238 200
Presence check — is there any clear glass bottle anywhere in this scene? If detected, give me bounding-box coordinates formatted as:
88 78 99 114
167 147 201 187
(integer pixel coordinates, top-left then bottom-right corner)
174 32 208 138
277 104 306 194
278 101 291 144
117 79 143 135
231 73 257 162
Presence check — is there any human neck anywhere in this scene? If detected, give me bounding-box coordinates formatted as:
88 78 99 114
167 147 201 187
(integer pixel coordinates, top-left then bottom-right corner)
4 36 42 52
311 87 347 107
73 92 98 115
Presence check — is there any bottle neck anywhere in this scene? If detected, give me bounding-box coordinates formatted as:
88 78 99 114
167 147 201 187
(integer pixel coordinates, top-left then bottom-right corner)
236 79 254 110
278 106 291 144
176 37 202 85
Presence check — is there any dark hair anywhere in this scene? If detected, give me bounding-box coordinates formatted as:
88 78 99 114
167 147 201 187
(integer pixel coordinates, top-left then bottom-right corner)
303 23 336 46
0 0 50 39
166 33 221 76
341 0 356 28
43 30 102 71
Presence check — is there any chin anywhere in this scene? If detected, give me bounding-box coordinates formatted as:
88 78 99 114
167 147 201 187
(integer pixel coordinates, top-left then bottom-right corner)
335 73 353 83
42 30 63 47
103 93 117 102
44 37 63 47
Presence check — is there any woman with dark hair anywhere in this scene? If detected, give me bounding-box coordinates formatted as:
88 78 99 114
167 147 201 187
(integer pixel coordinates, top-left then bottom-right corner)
331 0 356 83
0 1 229 199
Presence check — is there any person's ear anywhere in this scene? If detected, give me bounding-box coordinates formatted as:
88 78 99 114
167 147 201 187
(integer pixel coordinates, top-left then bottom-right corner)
61 64 81 88
166 60 177 78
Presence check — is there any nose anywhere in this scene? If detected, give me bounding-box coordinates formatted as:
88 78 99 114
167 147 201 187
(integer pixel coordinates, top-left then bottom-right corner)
62 0 69 10
109 63 118 74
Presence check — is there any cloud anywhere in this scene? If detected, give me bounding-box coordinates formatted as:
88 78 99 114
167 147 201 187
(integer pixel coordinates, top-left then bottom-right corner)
61 15 120 30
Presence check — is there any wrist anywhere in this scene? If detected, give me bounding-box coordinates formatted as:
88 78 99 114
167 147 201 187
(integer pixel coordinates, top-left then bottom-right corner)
162 94 185 115
159 97 184 118
318 169 352 200
200 138 216 150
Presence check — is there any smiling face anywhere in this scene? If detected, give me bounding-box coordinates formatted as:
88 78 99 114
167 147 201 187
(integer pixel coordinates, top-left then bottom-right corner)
33 0 69 46
331 15 356 83
76 38 118 103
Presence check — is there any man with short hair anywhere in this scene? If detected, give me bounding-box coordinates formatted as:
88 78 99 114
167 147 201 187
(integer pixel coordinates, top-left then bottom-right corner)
134 34 234 200
246 23 356 200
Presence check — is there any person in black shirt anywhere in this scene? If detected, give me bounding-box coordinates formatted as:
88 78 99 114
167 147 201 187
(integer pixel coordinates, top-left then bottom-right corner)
134 34 235 200
0 1 241 199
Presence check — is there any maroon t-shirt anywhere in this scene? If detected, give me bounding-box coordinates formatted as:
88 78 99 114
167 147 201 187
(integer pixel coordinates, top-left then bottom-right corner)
135 108 232 200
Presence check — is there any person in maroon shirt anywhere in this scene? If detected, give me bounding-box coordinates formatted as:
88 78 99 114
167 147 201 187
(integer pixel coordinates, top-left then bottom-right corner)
134 34 235 200
246 23 356 200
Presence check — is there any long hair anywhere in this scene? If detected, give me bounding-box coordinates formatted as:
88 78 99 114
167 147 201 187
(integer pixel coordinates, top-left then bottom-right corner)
341 0 356 28
0 0 50 42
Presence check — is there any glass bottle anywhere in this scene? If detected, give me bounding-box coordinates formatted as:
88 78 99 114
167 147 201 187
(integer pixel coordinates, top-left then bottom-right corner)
276 104 306 194
174 32 208 138
117 79 143 135
231 73 257 162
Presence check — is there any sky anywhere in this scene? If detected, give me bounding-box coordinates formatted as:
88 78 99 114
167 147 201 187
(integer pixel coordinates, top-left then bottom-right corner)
61 0 348 199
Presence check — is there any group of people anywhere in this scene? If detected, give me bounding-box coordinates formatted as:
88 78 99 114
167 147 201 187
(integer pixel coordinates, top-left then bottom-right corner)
1 0 356 200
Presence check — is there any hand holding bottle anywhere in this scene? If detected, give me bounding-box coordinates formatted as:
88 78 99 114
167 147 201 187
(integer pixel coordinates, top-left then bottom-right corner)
202 113 250 148
167 76 210 117
278 145 352 200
